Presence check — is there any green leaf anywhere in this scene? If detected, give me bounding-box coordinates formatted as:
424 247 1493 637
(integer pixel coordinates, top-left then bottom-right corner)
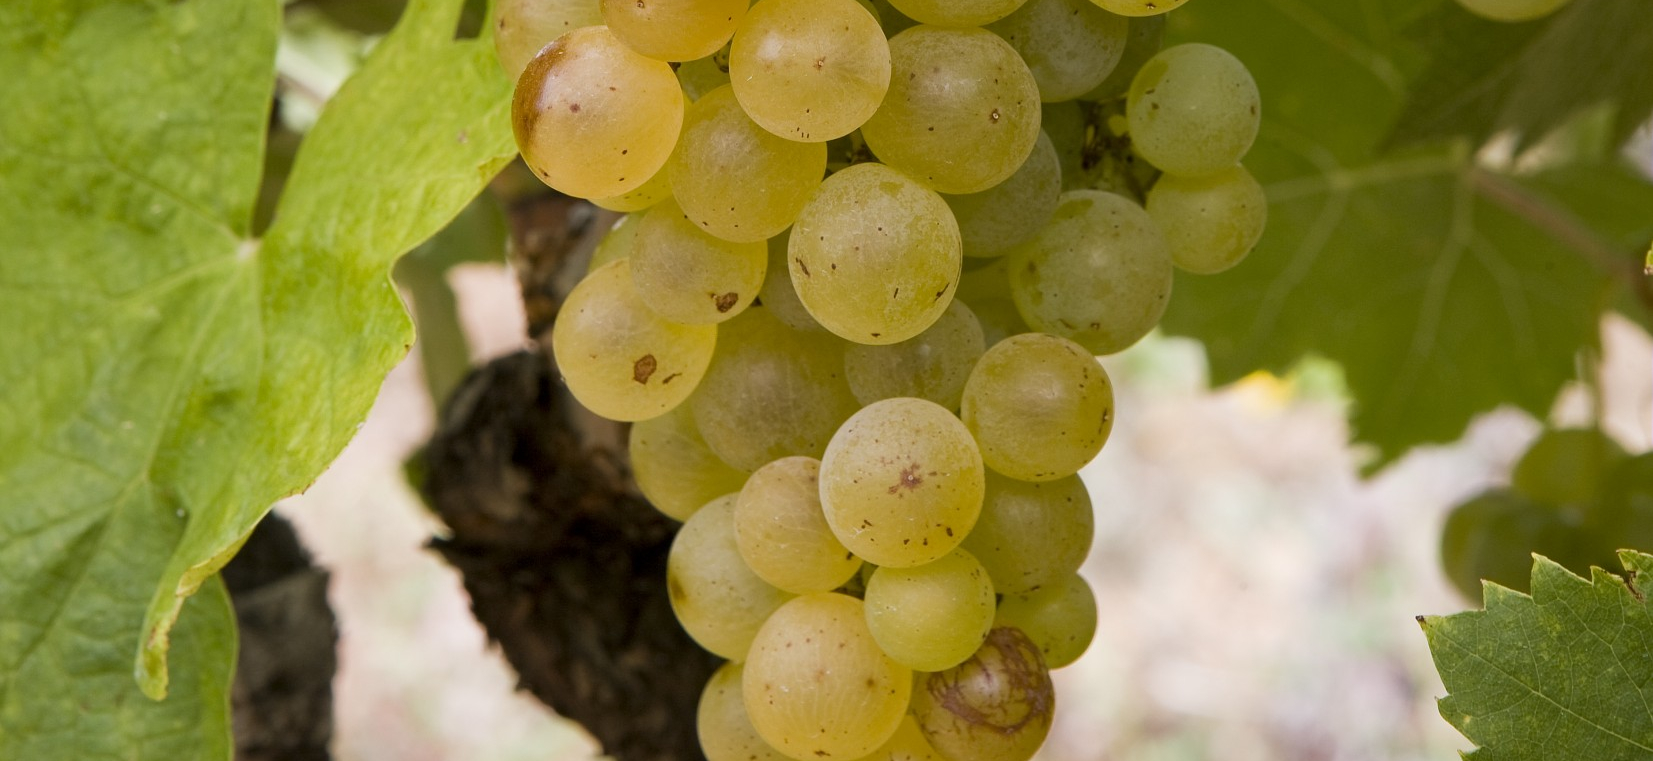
1164 0 1653 465
1420 551 1653 759
1 0 512 756
1388 0 1653 151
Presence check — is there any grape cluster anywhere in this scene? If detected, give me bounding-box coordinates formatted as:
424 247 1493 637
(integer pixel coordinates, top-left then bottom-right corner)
500 0 1262 758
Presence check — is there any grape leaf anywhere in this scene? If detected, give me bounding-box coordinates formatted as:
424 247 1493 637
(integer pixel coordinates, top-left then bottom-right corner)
0 0 513 756
1388 0 1653 151
1164 0 1653 466
1420 551 1653 759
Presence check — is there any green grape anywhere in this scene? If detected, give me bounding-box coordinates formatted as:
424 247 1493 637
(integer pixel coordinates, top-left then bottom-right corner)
961 471 1092 594
735 457 863 594
884 0 1029 26
743 594 912 760
852 716 944 761
820 398 985 567
669 494 795 660
994 573 1096 669
691 307 861 471
987 0 1128 103
1455 0 1573 21
1088 0 1187 16
861 27 1042 194
760 231 827 333
864 549 997 671
955 259 1031 347
843 299 986 410
678 45 733 101
960 332 1114 481
550 258 717 421
630 402 749 521
600 0 747 61
1146 163 1266 275
1439 489 1581 600
1006 190 1172 355
514 26 685 199
670 85 827 243
1511 428 1628 506
631 199 766 324
911 628 1053 761
729 0 892 142
587 212 643 274
493 0 602 80
789 163 962 345
699 662 791 761
1080 14 1164 102
1126 43 1259 177
943 131 1062 259
592 161 673 212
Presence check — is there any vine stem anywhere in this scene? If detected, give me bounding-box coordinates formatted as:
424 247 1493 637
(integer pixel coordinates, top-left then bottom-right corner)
1467 168 1653 312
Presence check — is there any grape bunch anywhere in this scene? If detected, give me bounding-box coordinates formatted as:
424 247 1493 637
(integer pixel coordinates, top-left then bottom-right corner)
498 0 1263 757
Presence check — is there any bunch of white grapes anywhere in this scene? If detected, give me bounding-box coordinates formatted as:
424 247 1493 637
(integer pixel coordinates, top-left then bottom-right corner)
498 0 1263 758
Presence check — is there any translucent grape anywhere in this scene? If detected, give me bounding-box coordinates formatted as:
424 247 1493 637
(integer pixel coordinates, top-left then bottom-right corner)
864 549 997 671
735 457 863 594
743 594 912 760
820 398 985 568
995 574 1097 668
1080 14 1164 102
861 27 1042 194
678 46 733 101
493 0 602 80
1455 0 1573 21
630 402 749 521
1146 163 1267 275
1087 0 1187 16
729 0 892 142
691 307 861 471
942 131 1061 259
592 162 673 212
760 231 827 333
698 662 791 761
600 0 747 61
631 199 766 324
884 0 1029 26
987 0 1128 103
551 258 716 421
843 299 986 410
960 332 1114 481
960 472 1093 594
668 494 795 660
1006 190 1172 355
1126 43 1259 177
853 717 945 761
514 26 684 199
789 163 962 345
910 628 1053 761
670 86 827 242
587 212 642 274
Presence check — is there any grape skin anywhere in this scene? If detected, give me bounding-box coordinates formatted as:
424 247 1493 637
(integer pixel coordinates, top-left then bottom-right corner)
1126 43 1260 177
735 457 863 594
994 573 1097 669
910 627 1054 761
493 0 602 80
730 0 892 142
586 212 641 274
1006 189 1173 355
960 332 1114 482
820 398 985 568
864 549 997 672
743 594 913 760
987 0 1128 103
550 258 716 421
942 131 1063 260
843 298 986 411
699 662 792 761
670 86 827 243
513 26 684 199
759 230 828 333
861 26 1043 194
630 403 749 522
668 494 795 660
1087 0 1188 17
789 163 962 345
630 198 766 324
600 0 747 62
960 471 1093 594
1146 163 1267 275
884 0 1029 26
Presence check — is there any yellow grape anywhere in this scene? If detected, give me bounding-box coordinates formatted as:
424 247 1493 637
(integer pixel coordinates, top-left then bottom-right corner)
1146 163 1267 275
863 549 997 671
885 0 1029 26
959 332 1114 481
600 0 748 61
493 0 602 80
670 86 827 242
698 662 792 761
630 402 749 521
995 573 1097 669
730 0 891 142
631 199 766 324
910 628 1053 761
1087 0 1188 16
735 457 863 594
843 298 986 410
668 494 794 660
960 471 1093 594
513 26 684 199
